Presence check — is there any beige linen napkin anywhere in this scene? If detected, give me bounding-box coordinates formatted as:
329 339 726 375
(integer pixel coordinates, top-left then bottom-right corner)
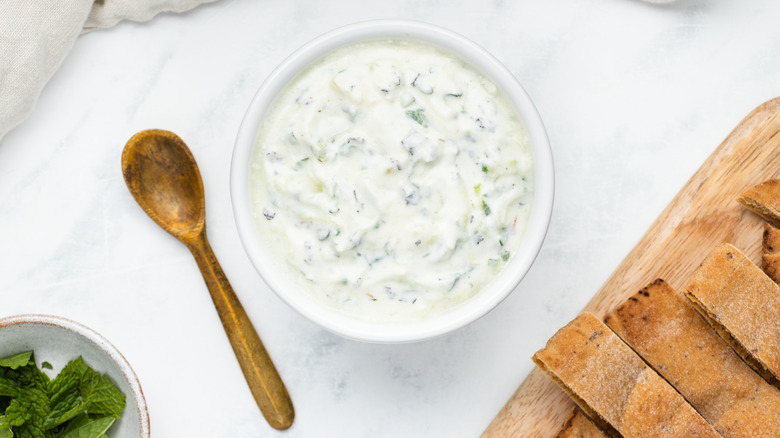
0 0 216 142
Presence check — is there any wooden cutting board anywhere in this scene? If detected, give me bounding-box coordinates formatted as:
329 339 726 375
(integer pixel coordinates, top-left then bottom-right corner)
481 97 780 437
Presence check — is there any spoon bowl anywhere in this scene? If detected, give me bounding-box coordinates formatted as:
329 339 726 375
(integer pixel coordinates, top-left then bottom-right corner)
122 130 205 240
122 129 294 430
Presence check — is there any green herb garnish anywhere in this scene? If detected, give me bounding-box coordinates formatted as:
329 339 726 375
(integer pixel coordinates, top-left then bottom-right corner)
296 157 310 168
0 351 125 438
482 199 491 216
405 109 428 127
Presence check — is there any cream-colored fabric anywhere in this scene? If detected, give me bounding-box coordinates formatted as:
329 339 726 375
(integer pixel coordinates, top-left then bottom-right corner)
0 0 216 141
84 0 216 31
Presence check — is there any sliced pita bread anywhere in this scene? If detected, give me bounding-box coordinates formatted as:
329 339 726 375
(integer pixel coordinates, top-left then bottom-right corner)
606 278 780 437
738 178 780 228
555 408 611 438
684 243 780 388
533 312 720 438
762 222 780 284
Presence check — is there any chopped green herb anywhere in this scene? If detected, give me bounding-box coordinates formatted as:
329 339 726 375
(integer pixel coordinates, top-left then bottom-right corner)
481 164 488 173
411 74 433 94
405 109 428 127
316 139 328 162
0 351 125 438
482 199 491 216
474 184 481 195
339 137 364 156
501 250 511 261
448 274 462 291
41 362 52 370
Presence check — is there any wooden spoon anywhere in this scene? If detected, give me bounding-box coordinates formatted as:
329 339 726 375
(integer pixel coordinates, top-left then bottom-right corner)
121 129 294 430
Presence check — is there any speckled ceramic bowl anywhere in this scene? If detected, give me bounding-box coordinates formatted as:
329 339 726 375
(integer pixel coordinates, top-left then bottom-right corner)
231 19 554 343
0 314 150 437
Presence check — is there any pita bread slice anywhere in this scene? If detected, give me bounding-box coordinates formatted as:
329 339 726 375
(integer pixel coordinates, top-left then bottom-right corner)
533 312 720 438
762 222 780 284
684 243 780 388
738 179 780 228
606 278 780 437
555 408 610 438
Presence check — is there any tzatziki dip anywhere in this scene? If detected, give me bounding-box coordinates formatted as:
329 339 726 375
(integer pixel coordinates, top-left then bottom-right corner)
249 39 534 322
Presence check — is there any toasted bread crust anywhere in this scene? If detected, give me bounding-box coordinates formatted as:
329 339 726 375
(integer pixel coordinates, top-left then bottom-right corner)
607 278 780 437
738 179 780 228
555 408 611 438
533 313 720 438
684 243 780 388
762 222 780 284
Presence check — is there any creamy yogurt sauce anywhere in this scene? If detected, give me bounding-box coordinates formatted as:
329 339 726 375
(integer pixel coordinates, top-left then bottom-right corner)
250 39 534 322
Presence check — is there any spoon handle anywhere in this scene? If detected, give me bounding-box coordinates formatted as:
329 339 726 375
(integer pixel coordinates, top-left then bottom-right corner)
187 232 294 430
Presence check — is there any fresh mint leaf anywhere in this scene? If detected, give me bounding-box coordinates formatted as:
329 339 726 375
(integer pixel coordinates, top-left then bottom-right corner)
58 413 91 434
48 359 81 407
0 413 15 430
45 358 87 429
12 422 51 438
81 374 125 418
0 353 124 436
45 357 125 429
0 352 33 370
16 386 50 429
29 368 49 394
60 414 115 438
43 390 82 430
9 362 49 391
0 376 18 398
4 398 28 427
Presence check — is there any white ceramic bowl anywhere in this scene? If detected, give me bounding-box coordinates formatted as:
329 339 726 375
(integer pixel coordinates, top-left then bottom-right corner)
231 19 554 343
0 314 150 437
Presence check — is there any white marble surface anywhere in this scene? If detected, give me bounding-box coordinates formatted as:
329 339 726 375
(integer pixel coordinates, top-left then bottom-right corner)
1 0 779 436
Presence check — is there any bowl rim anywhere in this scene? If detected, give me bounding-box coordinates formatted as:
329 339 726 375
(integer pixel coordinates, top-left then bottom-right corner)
231 19 554 343
0 314 151 437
